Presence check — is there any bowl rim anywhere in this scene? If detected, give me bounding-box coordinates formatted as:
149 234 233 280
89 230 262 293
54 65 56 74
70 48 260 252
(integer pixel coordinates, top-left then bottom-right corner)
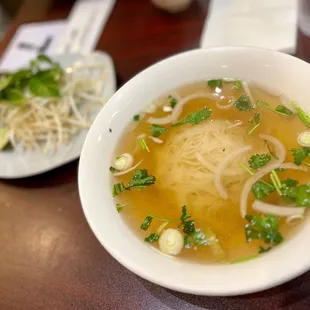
78 46 310 296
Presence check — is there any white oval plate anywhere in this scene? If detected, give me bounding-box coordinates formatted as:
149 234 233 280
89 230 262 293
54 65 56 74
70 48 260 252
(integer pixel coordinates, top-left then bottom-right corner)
0 51 116 178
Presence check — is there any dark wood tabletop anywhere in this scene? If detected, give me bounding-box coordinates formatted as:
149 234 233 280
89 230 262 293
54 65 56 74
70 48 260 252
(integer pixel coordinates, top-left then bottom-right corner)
1 1 310 309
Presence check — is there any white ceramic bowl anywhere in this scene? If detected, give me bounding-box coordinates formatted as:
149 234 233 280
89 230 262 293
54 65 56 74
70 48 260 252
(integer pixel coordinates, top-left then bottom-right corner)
78 47 310 296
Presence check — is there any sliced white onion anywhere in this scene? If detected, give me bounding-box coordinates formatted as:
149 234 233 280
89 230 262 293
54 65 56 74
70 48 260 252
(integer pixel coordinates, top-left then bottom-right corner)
259 133 286 164
240 162 307 218
280 163 308 171
148 136 163 144
163 106 173 112
195 152 242 176
113 160 143 177
242 81 256 108
286 214 305 225
252 200 305 217
159 229 184 255
147 115 173 125
297 131 310 147
113 153 134 171
227 120 243 129
214 146 252 199
145 104 157 114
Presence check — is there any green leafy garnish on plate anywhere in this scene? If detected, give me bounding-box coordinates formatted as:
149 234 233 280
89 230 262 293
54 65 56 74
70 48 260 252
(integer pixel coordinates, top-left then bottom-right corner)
248 112 260 135
169 95 178 108
256 100 293 116
116 203 127 213
291 101 310 127
150 124 168 137
208 79 222 88
251 180 275 200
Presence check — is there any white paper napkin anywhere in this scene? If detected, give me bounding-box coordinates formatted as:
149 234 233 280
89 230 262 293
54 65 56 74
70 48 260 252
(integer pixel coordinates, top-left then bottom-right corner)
200 0 297 54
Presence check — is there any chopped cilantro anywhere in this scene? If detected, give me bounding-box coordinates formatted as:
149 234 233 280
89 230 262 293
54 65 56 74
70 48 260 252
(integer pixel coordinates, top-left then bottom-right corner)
140 216 153 231
208 79 222 88
183 220 196 235
265 140 279 160
233 80 242 89
282 178 299 188
251 180 275 200
248 112 260 135
291 101 310 128
150 124 168 137
234 95 253 111
259 246 272 254
144 233 160 243
112 183 126 196
133 114 140 121
180 205 191 223
169 95 178 108
191 230 208 246
290 147 310 165
275 167 285 172
274 105 293 116
171 107 212 127
248 153 271 169
116 203 127 213
128 169 156 189
184 235 192 248
245 214 283 245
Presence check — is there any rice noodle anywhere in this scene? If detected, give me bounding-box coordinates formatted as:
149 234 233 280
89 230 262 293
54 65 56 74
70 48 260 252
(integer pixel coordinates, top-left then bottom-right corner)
227 121 243 129
259 133 286 164
242 81 256 108
113 160 143 176
195 152 243 176
148 136 163 144
214 146 252 199
240 162 307 218
252 200 305 217
147 115 173 125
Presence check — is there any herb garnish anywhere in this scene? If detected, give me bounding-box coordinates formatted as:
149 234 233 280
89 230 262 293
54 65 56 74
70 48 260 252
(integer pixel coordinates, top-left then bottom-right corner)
233 80 242 90
116 203 127 213
150 124 168 137
251 180 275 200
208 79 222 88
245 214 283 245
270 169 282 196
140 216 153 230
290 147 310 165
281 181 310 207
239 163 255 176
291 101 310 128
265 140 279 160
169 95 178 108
139 138 150 152
256 101 293 116
234 95 253 111
133 114 140 121
248 112 260 135
248 153 271 169
112 169 156 196
171 107 212 127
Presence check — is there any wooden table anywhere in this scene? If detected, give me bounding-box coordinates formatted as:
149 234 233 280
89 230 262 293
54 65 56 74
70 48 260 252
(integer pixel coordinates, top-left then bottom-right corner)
1 1 310 309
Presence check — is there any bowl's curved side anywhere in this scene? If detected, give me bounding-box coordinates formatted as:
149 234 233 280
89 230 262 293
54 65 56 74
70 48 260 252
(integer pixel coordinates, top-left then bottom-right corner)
78 47 310 296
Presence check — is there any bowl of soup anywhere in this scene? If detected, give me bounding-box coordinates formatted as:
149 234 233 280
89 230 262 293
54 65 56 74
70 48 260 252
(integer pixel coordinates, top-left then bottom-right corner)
78 47 310 296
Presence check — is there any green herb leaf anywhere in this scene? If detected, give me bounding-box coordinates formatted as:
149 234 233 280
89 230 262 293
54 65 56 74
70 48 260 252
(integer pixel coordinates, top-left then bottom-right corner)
150 124 168 137
233 80 242 89
251 180 275 200
248 153 271 169
245 214 283 245
112 183 127 196
144 233 160 243
180 205 191 223
248 112 260 135
29 77 60 97
290 147 310 165
265 140 279 160
116 203 127 213
3 88 24 101
282 178 299 188
259 246 272 254
140 216 153 231
291 101 310 128
275 105 293 116
0 127 9 150
275 167 285 172
295 184 310 207
191 229 208 246
133 114 140 121
208 79 222 88
172 107 212 127
234 95 253 111
183 220 196 235
184 235 192 248
0 75 12 91
169 95 178 108
128 169 156 189
37 54 53 64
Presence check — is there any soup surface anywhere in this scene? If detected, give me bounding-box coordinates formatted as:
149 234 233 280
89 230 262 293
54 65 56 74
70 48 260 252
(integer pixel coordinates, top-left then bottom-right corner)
111 79 310 264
